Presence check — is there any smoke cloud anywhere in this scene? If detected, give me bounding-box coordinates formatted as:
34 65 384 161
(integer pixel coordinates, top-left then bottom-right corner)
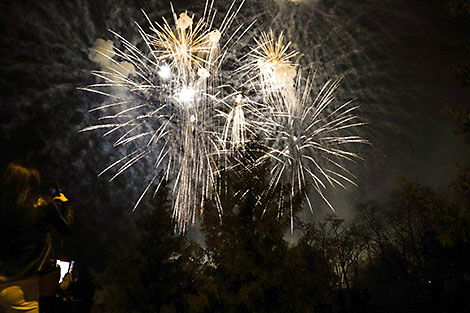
88 38 135 79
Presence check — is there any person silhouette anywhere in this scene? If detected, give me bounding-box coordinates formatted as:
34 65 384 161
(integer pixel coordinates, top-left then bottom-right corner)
0 161 73 313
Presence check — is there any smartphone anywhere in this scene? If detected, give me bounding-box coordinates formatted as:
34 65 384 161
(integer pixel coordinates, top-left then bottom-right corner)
56 260 75 283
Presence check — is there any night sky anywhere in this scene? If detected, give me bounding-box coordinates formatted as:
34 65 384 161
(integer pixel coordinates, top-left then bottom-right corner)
1 0 468 262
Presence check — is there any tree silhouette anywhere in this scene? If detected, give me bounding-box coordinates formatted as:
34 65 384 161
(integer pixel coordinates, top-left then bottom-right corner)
352 170 470 313
103 180 194 313
186 144 331 313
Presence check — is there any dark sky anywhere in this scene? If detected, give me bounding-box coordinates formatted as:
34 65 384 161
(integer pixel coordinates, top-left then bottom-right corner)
1 0 469 260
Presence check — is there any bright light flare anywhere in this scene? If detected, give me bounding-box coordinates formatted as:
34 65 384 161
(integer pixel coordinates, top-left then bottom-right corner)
178 86 196 103
158 65 172 79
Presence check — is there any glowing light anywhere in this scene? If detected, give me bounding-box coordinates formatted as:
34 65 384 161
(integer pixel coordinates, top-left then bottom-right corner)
158 65 172 79
176 12 193 30
208 29 221 43
178 86 196 103
56 260 74 283
197 68 210 79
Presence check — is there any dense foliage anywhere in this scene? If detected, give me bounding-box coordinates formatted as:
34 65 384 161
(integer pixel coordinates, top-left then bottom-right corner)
101 158 470 313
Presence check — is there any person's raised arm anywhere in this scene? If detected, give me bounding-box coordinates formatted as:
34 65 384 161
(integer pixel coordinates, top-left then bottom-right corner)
48 193 73 236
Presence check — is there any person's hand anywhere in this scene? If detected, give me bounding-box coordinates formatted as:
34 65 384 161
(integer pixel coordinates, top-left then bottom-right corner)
53 193 68 202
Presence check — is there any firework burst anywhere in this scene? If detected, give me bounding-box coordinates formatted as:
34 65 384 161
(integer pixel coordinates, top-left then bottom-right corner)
81 1 368 233
81 0 252 232
238 31 369 231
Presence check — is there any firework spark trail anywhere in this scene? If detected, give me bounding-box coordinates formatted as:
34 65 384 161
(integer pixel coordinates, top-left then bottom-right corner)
81 1 368 233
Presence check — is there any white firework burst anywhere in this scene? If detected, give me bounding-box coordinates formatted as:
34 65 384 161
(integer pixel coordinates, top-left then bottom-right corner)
241 31 369 231
81 0 252 232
